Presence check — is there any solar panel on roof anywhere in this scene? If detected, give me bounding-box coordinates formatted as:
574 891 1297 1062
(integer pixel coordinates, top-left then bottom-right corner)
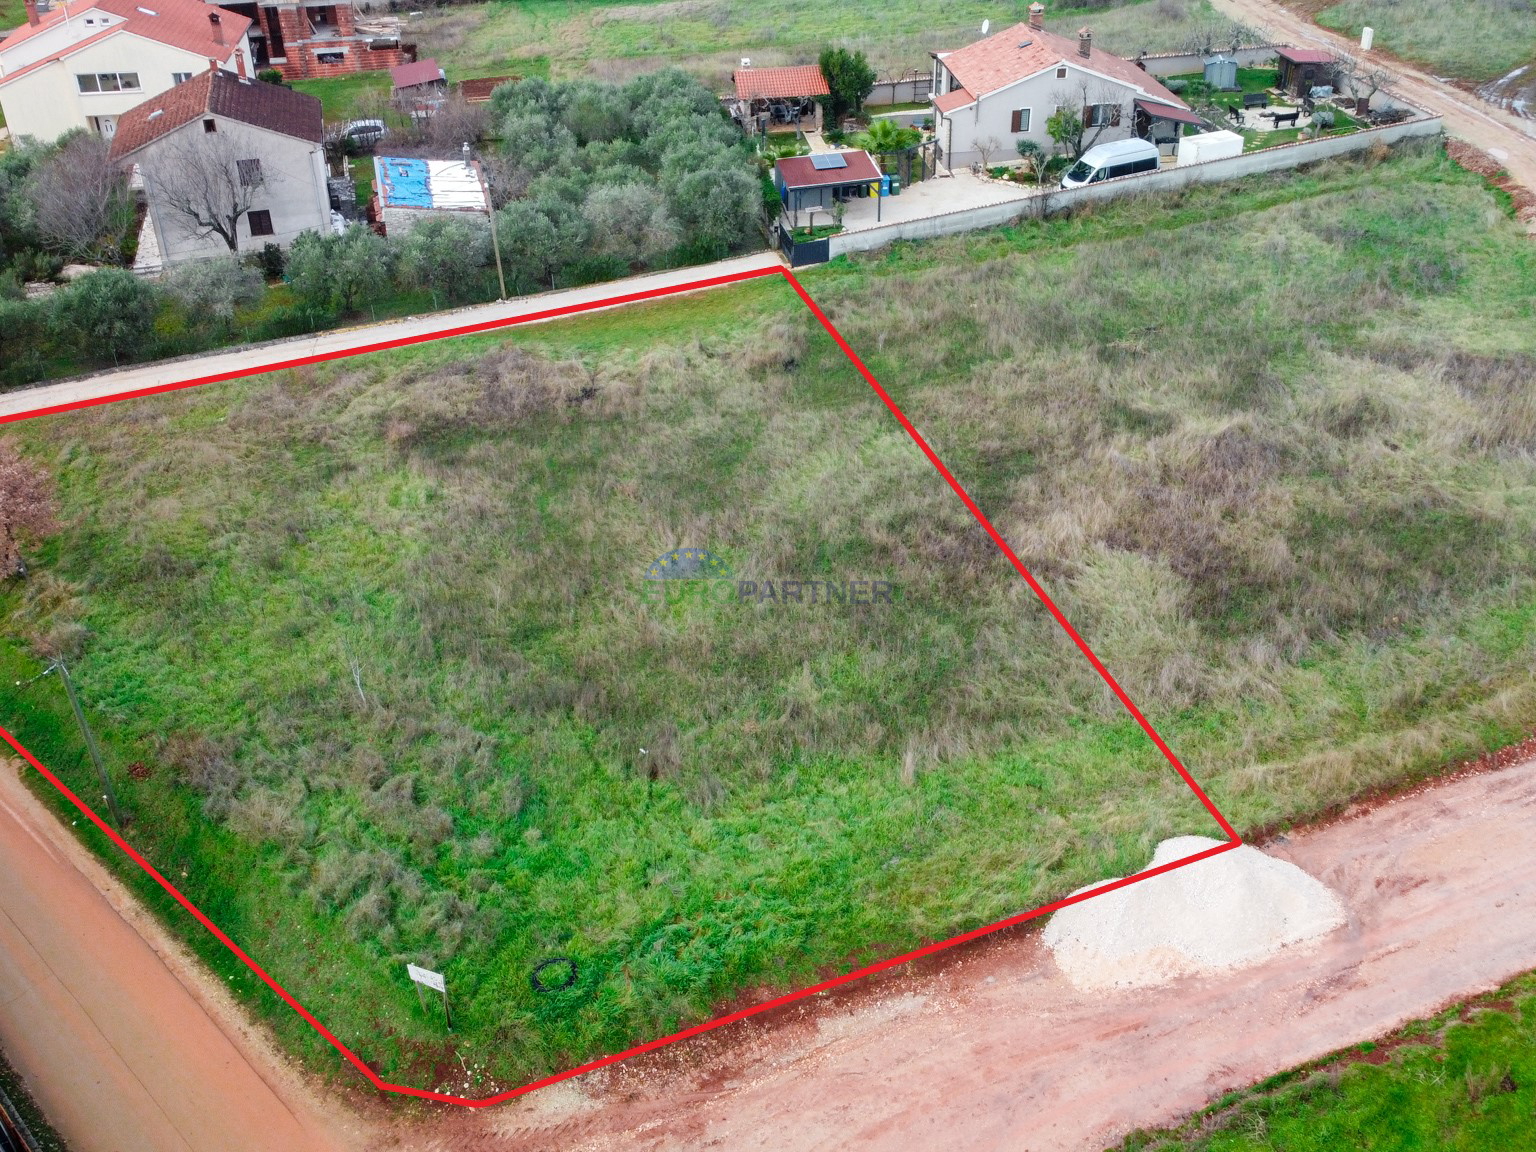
810 153 848 170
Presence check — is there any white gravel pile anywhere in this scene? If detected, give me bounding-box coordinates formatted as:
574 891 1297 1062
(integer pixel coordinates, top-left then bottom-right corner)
1042 835 1347 990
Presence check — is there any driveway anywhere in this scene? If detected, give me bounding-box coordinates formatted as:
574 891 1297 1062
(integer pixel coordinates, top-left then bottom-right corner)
838 169 1036 233
0 252 784 424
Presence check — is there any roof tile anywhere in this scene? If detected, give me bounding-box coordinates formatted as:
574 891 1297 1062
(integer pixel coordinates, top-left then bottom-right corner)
734 65 830 101
109 68 323 159
934 22 1186 110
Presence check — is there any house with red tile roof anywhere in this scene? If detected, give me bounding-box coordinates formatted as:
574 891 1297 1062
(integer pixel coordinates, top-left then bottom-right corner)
0 0 252 142
109 67 330 265
930 3 1197 169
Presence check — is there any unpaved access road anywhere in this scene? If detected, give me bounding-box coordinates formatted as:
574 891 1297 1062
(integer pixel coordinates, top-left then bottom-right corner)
0 762 365 1152
406 757 1536 1152
2 752 1534 1152
1211 0 1536 234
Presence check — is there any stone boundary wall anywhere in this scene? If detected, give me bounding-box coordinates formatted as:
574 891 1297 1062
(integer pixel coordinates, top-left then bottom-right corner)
827 115 1443 260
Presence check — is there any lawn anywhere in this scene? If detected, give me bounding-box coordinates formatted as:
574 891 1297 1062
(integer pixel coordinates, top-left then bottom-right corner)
289 72 393 125
412 0 1237 89
0 0 24 34
1313 0 1536 86
1113 968 1536 1150
4 143 1536 1097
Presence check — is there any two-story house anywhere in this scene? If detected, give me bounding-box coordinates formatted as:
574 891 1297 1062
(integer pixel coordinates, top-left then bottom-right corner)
930 4 1199 169
109 66 330 265
0 0 252 143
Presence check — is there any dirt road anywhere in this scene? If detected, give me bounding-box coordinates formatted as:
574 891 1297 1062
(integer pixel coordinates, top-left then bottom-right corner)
4 747 1534 1152
1211 0 1536 233
399 757 1536 1152
0 762 365 1152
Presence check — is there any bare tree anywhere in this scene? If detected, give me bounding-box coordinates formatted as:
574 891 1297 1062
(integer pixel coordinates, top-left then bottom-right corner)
1333 52 1397 111
149 131 266 252
24 133 135 264
1178 17 1266 56
974 136 1003 168
1048 81 1127 159
0 440 58 578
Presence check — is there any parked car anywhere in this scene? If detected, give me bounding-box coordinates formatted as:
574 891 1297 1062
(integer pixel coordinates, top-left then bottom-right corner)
1060 137 1160 189
337 118 388 152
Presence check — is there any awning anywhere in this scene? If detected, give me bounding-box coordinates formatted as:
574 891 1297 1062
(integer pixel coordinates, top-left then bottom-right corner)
1135 99 1203 126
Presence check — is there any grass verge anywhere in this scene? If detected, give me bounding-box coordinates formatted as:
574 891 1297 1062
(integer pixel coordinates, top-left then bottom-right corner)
1314 0 1536 86
1113 969 1536 1150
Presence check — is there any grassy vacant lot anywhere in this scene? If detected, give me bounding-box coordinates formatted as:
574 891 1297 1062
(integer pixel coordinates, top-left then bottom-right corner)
1115 969 1536 1150
413 0 1231 88
1311 0 1536 86
3 143 1535 1094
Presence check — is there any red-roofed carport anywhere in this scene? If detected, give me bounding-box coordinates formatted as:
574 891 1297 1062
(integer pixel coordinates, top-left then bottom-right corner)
732 65 828 133
774 149 883 226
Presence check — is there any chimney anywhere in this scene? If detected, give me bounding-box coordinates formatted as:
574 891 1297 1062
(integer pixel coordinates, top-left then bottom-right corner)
209 11 224 45
1077 27 1092 58
1028 3 1044 31
235 47 246 77
208 57 219 73
24 0 39 26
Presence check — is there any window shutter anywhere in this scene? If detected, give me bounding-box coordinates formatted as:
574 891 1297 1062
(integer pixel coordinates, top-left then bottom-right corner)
1010 109 1022 133
1110 104 1122 126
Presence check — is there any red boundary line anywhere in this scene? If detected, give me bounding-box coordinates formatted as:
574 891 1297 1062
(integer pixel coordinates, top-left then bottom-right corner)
0 264 1242 1107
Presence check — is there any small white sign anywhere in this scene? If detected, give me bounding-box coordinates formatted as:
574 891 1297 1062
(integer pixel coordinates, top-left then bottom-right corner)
406 963 445 993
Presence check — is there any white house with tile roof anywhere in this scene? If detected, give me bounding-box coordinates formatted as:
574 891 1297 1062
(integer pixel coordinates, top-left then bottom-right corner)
0 0 251 143
930 3 1199 169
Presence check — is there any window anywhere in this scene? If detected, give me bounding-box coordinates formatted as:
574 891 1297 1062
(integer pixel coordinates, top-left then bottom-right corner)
1010 108 1031 133
237 158 263 186
316 51 344 63
1086 102 1122 128
76 72 141 93
172 72 192 85
203 118 217 133
1056 66 1067 79
247 210 274 237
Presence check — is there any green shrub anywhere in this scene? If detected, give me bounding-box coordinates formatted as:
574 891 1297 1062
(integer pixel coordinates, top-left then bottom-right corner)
48 267 157 366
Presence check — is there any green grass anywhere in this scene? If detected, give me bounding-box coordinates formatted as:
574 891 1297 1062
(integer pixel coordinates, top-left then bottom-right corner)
1314 0 1536 86
0 0 25 33
5 143 1536 1096
1113 969 1536 1151
413 0 1232 88
289 72 393 124
0 1041 70 1152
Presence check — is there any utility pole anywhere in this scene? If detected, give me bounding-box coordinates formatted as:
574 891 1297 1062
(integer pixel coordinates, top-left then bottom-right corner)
54 661 123 830
466 141 507 301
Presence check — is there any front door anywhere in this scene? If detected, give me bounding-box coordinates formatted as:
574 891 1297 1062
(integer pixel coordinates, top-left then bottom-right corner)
91 115 117 139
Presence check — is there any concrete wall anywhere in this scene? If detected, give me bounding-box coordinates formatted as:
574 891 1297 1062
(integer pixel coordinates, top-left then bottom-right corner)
138 116 329 265
828 116 1442 260
1135 45 1284 79
867 74 932 107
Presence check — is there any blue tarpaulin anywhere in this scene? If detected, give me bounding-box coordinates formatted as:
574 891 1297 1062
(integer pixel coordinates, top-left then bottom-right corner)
376 158 432 208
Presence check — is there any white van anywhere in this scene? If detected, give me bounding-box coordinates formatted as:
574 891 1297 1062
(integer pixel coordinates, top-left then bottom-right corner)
1059 138 1161 188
